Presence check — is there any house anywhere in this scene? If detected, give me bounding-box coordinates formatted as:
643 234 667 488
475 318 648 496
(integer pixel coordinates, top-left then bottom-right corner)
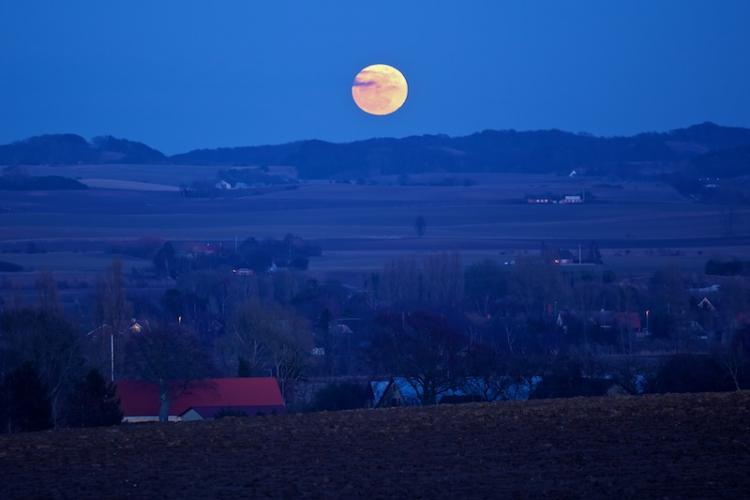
117 377 284 422
368 376 542 407
592 310 642 332
553 249 577 265
232 267 255 277
527 196 553 204
614 312 642 332
369 378 421 407
560 194 584 204
697 297 716 312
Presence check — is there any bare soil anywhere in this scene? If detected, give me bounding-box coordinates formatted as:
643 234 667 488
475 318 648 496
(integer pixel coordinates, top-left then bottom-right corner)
2 392 749 499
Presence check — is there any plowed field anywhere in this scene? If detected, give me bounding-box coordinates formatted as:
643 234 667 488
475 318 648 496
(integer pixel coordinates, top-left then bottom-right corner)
2 392 749 499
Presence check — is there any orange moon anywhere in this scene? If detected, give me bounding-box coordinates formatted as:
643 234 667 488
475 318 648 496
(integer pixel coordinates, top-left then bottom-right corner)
352 64 408 116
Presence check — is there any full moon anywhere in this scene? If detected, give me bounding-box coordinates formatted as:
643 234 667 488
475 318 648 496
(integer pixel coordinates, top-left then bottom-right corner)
352 64 408 116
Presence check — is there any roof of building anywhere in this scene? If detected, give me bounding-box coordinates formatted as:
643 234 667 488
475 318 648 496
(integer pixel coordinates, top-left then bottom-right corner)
116 377 284 417
369 376 543 406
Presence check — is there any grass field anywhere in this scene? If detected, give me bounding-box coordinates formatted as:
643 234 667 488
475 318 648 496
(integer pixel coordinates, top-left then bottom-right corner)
1 392 748 499
1 172 748 279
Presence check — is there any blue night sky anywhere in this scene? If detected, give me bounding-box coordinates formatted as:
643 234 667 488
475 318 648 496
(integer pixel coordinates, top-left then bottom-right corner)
1 0 749 153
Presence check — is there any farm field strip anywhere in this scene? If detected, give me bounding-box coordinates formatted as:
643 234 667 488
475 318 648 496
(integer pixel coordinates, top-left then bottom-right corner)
1 392 748 499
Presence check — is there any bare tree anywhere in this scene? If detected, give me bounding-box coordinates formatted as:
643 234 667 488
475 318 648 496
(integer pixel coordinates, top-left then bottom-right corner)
125 325 213 422
370 311 466 405
95 259 132 333
92 259 132 379
379 253 463 307
217 300 312 400
35 271 60 314
0 309 83 427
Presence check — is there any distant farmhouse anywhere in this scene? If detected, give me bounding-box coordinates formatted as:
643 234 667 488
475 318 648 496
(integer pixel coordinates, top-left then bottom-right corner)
526 192 585 204
117 377 285 422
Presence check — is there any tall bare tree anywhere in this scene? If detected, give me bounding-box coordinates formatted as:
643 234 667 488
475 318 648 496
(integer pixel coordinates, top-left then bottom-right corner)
92 259 132 379
35 271 60 314
370 310 466 405
218 299 312 400
125 325 213 422
0 309 83 427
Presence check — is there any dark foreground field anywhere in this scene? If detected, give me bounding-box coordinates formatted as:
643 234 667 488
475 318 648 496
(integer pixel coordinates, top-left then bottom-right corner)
2 393 749 499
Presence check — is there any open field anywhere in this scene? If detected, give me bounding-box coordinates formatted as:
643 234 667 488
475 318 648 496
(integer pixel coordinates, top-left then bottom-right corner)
1 172 749 280
1 392 749 499
14 163 228 187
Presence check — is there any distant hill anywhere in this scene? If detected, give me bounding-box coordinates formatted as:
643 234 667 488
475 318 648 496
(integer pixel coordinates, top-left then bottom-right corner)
690 145 750 178
3 123 750 178
0 134 166 166
91 135 167 164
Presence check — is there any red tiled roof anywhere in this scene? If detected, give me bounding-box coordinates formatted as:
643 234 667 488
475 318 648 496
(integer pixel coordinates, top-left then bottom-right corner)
116 377 284 417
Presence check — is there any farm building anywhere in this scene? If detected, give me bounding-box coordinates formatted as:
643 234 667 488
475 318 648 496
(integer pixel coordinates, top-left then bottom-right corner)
560 194 584 204
117 377 284 422
369 378 421 407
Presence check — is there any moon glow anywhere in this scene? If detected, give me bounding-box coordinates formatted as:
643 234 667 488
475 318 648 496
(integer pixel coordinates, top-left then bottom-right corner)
352 64 408 116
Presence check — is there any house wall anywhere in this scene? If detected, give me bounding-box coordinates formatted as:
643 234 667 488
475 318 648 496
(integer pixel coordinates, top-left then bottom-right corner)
123 415 180 423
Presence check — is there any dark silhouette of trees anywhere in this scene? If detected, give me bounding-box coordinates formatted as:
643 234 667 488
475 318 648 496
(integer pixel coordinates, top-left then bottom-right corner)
92 259 132 380
153 242 177 279
465 259 507 315
0 309 83 427
218 300 312 400
379 253 464 307
35 271 60 314
0 362 52 433
310 382 370 412
651 355 732 393
370 311 467 405
124 325 214 422
67 369 122 427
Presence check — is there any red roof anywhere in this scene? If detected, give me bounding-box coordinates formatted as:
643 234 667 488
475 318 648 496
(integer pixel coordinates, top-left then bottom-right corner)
116 377 284 417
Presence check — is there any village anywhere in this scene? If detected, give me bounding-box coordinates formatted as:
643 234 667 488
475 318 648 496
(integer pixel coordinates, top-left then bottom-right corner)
2 232 747 431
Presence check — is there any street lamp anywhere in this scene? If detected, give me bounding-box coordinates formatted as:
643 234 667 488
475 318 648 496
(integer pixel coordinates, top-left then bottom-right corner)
645 309 650 333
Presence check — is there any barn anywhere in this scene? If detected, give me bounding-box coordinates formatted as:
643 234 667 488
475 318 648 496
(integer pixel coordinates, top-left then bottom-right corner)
117 377 285 422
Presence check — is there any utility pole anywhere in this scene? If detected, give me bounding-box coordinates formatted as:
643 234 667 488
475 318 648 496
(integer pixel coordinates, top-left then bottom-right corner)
110 331 115 382
86 323 117 382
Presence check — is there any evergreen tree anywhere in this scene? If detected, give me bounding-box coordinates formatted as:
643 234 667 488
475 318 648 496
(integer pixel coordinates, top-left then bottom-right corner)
1 362 52 433
237 357 251 377
67 369 122 427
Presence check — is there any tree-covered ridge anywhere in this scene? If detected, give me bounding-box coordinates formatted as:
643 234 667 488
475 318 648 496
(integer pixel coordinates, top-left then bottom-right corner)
4 123 750 178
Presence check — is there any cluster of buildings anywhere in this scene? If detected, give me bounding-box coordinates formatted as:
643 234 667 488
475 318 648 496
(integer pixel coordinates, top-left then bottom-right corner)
114 374 547 422
526 194 584 204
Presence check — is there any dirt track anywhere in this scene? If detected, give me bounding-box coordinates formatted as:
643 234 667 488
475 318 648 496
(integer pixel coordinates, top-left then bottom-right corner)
2 392 749 499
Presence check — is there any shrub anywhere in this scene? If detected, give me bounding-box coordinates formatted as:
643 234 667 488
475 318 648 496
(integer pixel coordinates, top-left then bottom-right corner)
310 382 369 412
0 363 53 433
67 369 123 427
650 355 732 394
215 408 249 419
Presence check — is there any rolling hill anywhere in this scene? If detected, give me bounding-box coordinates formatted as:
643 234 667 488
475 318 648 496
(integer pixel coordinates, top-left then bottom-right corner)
3 122 750 179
